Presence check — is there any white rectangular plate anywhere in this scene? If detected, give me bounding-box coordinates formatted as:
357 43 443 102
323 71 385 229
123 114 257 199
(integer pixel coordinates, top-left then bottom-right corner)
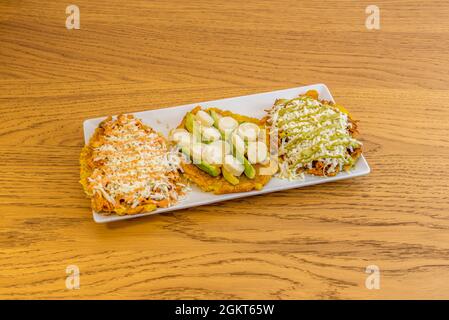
83 84 370 223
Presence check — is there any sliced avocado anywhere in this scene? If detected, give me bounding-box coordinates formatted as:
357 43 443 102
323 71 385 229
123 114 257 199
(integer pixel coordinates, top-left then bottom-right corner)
209 109 221 128
222 167 239 185
180 145 190 157
180 146 221 177
185 112 195 133
185 112 202 142
232 147 256 179
241 155 256 179
195 163 221 177
209 109 226 140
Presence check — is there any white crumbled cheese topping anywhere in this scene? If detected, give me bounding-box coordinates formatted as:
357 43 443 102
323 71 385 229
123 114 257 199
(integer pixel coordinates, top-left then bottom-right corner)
267 96 362 179
88 115 185 208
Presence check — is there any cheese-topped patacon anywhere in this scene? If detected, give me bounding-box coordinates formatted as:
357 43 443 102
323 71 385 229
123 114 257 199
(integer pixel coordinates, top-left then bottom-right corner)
80 114 187 215
266 91 362 179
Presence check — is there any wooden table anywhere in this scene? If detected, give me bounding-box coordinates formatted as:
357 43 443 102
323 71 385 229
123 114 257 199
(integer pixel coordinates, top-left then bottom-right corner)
1 0 449 299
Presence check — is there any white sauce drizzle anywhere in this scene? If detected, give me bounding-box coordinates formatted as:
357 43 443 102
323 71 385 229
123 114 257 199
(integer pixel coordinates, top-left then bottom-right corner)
267 96 362 179
88 115 185 208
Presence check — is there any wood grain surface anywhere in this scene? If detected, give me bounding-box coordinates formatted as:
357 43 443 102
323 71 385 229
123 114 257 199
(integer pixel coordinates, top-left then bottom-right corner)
1 0 449 299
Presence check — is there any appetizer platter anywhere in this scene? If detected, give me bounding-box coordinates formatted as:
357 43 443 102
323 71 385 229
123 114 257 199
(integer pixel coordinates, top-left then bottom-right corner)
81 84 370 223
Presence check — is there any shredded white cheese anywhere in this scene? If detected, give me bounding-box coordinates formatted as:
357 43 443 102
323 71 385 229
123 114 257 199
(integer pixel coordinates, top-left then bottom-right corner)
88 115 185 208
267 96 362 179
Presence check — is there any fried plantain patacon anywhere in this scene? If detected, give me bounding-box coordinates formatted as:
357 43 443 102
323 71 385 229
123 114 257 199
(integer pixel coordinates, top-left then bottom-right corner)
170 106 276 194
80 114 187 215
266 90 362 179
